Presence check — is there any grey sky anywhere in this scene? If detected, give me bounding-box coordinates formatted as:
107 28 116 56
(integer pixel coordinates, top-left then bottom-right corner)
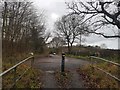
32 0 119 49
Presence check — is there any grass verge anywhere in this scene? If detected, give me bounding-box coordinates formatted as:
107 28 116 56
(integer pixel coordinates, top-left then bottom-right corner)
77 64 119 88
2 64 43 88
66 54 90 61
66 54 119 88
2 53 44 88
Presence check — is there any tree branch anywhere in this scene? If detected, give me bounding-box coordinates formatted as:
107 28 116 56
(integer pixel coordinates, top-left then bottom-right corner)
85 30 120 38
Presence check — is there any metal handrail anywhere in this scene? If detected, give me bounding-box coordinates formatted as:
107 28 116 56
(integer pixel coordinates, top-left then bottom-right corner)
90 56 120 82
93 66 120 82
0 56 33 77
1 55 34 88
90 56 120 67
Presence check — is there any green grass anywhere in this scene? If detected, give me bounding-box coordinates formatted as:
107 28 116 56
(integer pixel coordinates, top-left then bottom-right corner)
66 54 90 62
67 54 120 64
104 57 120 64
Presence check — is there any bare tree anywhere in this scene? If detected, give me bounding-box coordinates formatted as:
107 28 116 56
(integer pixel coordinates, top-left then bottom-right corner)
54 14 88 53
44 32 52 43
49 37 65 48
66 1 120 38
1 1 46 57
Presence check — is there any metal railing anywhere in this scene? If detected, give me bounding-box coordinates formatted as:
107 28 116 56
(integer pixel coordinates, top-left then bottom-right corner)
0 55 34 88
90 56 120 82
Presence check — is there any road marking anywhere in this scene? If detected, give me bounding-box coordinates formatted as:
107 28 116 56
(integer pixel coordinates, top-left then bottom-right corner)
45 71 54 74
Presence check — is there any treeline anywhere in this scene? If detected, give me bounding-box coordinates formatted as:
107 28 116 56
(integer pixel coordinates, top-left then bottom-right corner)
1 2 47 58
65 45 120 60
51 1 120 55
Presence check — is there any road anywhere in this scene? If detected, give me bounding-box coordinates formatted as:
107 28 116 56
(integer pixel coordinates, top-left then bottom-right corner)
33 55 90 88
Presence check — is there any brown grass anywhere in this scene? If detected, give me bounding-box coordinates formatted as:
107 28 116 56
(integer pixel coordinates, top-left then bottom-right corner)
77 64 119 88
54 70 72 88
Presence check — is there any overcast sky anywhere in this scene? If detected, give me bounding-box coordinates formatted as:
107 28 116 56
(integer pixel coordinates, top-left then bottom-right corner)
31 0 119 49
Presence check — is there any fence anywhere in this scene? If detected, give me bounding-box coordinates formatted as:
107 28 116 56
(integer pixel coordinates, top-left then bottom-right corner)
0 55 34 88
90 56 120 82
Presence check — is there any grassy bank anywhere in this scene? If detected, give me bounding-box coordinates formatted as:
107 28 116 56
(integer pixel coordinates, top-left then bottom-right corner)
2 53 46 88
66 54 119 88
66 54 119 63
66 54 90 62
77 64 119 88
3 66 43 88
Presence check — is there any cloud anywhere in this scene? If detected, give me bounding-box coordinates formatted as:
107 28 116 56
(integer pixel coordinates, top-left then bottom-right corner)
85 38 118 49
32 0 119 49
51 13 59 21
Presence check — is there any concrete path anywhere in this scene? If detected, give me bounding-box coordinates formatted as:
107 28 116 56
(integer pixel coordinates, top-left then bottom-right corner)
70 71 85 88
42 71 58 88
33 55 89 88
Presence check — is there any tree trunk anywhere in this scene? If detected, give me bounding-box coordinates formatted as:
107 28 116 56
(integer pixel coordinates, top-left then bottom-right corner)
70 43 73 52
67 42 71 54
80 34 82 47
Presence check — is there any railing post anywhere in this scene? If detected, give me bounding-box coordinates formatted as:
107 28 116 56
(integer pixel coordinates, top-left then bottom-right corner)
30 53 34 68
13 67 17 88
31 56 34 68
61 53 65 73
